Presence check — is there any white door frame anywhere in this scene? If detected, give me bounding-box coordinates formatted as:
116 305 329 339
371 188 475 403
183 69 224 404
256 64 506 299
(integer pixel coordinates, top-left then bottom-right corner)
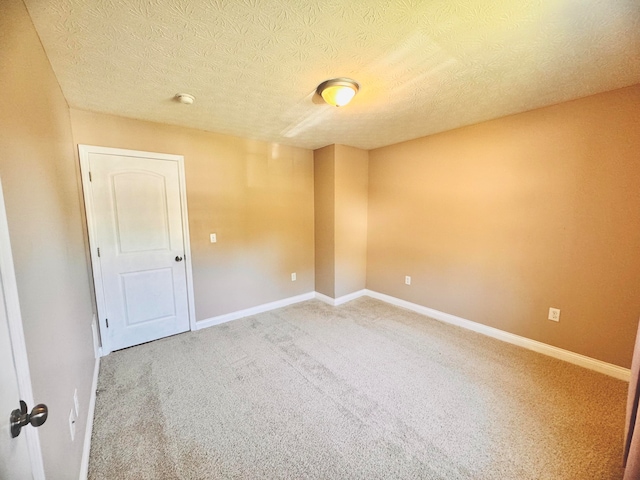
0 178 46 479
78 145 197 355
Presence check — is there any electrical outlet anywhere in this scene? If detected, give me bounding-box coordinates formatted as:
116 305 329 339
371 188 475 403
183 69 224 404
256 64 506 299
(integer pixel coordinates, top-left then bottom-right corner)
73 388 79 417
291 272 296 281
405 276 411 285
548 307 560 322
69 409 76 441
209 233 217 243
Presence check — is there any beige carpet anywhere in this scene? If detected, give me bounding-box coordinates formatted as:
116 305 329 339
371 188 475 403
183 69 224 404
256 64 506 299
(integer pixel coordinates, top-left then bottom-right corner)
88 297 626 479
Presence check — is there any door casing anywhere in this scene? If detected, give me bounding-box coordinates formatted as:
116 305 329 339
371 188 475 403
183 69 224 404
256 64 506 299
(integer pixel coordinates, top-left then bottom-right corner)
78 145 197 355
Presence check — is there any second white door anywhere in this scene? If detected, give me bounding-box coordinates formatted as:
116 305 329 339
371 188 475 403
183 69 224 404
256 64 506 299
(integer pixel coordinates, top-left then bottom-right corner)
82 147 191 352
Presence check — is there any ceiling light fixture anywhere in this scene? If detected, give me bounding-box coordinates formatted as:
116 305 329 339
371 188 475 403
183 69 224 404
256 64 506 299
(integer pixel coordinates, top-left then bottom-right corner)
316 78 359 107
175 93 195 105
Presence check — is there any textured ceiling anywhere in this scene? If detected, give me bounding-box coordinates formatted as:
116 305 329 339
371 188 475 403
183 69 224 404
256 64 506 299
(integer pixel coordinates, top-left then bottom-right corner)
24 0 640 150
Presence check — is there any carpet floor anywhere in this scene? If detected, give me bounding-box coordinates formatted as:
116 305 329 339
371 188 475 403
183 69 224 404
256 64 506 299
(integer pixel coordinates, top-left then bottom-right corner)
88 297 627 479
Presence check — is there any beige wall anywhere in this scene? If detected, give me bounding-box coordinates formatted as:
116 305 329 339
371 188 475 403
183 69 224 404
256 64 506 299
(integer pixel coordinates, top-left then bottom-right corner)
314 144 368 299
70 109 315 320
314 145 336 297
334 145 368 298
0 0 96 477
367 84 640 368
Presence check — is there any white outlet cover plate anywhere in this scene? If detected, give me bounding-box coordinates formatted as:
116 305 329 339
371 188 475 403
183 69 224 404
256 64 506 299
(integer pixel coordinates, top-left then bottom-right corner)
69 409 76 441
210 233 217 243
548 308 560 322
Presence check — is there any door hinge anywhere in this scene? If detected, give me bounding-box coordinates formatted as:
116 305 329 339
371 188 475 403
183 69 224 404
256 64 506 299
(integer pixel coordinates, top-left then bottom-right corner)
97 247 100 257
105 318 109 328
89 171 92 182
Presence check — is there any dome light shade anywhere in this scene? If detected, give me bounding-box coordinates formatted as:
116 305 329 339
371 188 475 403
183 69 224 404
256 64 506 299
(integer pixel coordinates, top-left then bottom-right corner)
316 78 359 107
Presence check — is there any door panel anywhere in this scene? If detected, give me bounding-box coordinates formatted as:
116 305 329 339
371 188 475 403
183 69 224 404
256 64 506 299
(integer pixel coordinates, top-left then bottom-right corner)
89 153 190 351
112 172 170 253
120 268 176 325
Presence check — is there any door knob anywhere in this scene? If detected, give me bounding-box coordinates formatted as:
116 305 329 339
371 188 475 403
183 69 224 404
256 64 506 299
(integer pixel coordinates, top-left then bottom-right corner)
10 400 48 438
175 256 183 262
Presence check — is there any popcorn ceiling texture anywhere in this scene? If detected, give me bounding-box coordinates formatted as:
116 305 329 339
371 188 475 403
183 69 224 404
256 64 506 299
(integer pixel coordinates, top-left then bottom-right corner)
24 0 640 150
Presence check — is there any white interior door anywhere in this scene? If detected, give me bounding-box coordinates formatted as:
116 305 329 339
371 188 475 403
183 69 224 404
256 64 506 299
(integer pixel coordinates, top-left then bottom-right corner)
81 147 194 353
0 277 32 479
0 179 45 480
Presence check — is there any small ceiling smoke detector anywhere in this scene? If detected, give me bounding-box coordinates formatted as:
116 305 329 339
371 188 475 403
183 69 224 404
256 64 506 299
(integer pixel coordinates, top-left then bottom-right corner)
175 93 195 105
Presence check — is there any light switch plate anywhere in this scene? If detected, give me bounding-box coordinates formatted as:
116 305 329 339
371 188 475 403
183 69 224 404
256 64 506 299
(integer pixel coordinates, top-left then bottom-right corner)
210 233 217 243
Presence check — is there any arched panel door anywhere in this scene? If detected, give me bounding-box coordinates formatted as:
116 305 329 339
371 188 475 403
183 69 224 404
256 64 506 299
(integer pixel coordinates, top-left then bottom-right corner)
85 149 191 352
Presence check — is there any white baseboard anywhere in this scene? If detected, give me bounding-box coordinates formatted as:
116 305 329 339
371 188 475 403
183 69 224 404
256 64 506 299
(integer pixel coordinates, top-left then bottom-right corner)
315 289 367 306
364 290 630 382
79 356 100 480
191 287 629 381
196 292 316 330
